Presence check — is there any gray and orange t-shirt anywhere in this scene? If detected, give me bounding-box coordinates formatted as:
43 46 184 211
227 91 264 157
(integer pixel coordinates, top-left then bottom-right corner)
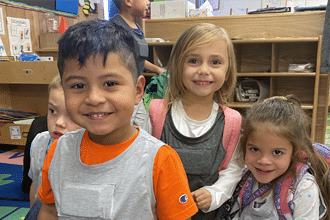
38 128 197 219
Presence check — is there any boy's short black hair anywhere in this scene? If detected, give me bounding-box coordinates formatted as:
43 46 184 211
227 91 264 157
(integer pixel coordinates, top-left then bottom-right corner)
57 19 138 82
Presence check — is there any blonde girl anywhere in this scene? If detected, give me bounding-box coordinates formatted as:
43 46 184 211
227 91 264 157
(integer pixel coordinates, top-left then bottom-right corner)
233 95 329 220
149 23 243 219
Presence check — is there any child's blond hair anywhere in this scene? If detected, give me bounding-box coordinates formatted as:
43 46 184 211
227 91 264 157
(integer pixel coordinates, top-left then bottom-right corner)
48 74 62 93
166 23 237 105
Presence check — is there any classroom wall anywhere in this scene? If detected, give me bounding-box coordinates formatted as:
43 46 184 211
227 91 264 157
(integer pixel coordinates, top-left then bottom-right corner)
212 0 327 16
0 1 104 56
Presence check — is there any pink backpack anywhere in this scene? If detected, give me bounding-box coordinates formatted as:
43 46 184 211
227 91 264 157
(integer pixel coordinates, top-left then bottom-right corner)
149 99 242 171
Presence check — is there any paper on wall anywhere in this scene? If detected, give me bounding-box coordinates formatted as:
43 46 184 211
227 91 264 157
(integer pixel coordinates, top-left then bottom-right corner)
199 0 213 16
6 17 32 57
286 0 306 7
262 0 285 7
0 36 7 56
0 7 5 35
189 0 213 17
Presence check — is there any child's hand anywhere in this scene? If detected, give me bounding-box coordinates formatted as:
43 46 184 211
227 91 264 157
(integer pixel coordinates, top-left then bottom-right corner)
191 188 211 210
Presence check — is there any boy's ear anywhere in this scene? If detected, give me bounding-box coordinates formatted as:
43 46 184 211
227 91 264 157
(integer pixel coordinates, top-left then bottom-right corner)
135 75 145 105
124 0 133 7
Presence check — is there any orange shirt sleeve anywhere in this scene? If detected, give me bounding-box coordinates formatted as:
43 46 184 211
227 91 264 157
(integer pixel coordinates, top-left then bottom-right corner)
153 145 198 220
37 139 58 204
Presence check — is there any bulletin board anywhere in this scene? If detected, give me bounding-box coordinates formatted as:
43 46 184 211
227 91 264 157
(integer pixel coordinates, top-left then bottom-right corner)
8 0 56 10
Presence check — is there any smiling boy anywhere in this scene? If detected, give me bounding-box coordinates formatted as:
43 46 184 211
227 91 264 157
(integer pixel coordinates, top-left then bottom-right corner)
36 19 197 220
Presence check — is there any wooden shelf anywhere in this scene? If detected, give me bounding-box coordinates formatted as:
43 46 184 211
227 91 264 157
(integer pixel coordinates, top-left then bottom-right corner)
35 48 58 52
0 61 58 84
145 12 329 144
227 102 314 109
148 37 320 46
238 72 316 77
232 37 319 43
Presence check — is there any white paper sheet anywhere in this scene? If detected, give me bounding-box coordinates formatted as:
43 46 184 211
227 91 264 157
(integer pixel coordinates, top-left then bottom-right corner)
6 17 32 57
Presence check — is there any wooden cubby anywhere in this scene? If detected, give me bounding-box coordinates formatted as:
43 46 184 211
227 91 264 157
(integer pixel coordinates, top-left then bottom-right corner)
0 2 104 146
144 12 329 144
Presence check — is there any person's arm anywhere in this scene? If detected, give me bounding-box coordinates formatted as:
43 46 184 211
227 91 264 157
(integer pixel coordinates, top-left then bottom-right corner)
144 60 165 75
37 140 58 218
153 145 198 220
200 144 244 212
38 202 57 220
29 139 36 208
292 174 323 219
29 183 35 208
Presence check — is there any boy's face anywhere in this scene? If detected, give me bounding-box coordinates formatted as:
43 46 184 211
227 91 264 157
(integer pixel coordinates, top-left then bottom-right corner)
61 53 144 145
130 0 150 17
47 88 81 141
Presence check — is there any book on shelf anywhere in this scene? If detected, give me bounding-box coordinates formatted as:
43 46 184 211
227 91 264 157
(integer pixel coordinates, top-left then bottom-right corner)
0 108 39 123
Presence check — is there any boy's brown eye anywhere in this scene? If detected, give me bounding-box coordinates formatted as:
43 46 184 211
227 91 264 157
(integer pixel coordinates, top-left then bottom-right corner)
72 83 85 89
105 81 116 87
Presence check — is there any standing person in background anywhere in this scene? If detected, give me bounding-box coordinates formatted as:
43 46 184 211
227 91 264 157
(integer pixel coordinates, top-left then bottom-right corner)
149 23 243 219
25 74 81 220
111 0 164 76
111 0 164 134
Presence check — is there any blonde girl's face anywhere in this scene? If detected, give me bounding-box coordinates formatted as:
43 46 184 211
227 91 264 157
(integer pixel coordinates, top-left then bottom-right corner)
245 126 293 187
182 40 228 102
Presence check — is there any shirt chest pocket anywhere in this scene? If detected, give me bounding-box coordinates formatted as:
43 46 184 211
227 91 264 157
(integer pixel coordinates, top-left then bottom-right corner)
60 181 115 219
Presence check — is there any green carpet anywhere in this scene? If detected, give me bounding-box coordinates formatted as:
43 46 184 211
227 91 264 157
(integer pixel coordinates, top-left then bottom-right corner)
0 206 29 219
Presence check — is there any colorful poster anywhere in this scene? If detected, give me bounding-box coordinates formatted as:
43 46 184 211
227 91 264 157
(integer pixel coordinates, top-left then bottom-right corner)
6 17 32 56
0 7 4 35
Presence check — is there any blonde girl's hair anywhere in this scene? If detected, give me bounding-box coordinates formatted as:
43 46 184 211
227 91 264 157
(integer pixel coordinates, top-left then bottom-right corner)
166 23 237 105
240 95 330 220
48 74 62 93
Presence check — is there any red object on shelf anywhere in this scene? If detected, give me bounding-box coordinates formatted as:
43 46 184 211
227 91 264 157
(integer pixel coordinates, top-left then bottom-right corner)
59 16 68 33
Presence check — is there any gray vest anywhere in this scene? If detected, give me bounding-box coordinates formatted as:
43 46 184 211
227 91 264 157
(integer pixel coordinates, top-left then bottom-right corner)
161 108 226 219
30 131 51 199
49 128 163 219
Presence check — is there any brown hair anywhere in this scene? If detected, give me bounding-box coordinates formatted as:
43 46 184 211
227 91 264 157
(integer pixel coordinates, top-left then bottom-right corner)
166 23 237 105
240 95 330 219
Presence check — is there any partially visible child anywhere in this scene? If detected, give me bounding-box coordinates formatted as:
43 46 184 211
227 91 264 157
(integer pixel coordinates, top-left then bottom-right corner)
111 0 165 134
25 74 81 219
229 95 329 220
37 19 197 219
111 0 164 76
148 23 243 219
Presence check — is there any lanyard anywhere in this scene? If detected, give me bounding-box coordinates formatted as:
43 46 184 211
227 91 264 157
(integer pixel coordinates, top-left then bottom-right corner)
241 176 274 211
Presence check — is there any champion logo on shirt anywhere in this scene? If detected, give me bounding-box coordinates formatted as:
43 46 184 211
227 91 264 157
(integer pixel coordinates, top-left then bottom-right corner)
179 194 188 204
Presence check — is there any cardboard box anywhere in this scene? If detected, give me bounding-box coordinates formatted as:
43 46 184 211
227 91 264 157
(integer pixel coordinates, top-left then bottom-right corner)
151 1 187 19
39 33 62 49
0 123 30 146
